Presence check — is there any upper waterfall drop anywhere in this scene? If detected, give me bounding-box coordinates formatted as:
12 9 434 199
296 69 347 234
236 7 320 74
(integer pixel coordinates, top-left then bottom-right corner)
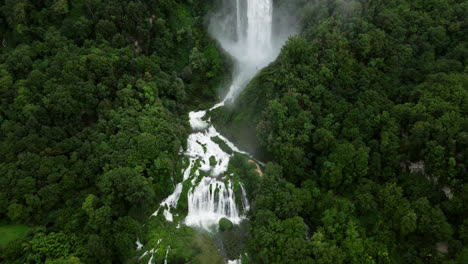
213 0 277 104
245 0 273 58
236 0 243 42
232 0 274 67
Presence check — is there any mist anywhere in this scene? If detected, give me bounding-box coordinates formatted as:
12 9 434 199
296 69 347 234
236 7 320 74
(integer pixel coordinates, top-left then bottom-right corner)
208 0 298 104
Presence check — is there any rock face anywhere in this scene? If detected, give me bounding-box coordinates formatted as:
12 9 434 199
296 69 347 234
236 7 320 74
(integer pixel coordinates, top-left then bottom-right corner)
249 159 263 177
436 241 449 254
409 161 425 174
442 186 453 200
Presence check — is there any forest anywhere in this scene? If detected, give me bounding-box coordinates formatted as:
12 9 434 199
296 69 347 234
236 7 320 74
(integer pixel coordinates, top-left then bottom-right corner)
0 0 229 262
0 0 467 263
213 0 468 263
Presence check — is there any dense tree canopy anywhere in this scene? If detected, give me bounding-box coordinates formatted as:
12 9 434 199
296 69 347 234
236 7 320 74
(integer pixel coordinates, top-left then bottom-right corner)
1 0 467 263
214 0 467 263
0 0 229 263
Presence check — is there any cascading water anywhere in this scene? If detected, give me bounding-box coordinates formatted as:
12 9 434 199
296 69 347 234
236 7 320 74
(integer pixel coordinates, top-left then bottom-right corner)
152 0 279 232
142 0 288 262
246 0 273 55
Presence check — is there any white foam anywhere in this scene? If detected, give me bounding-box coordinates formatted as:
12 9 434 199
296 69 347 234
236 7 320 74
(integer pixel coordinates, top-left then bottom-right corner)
189 111 209 130
185 178 242 229
157 183 183 222
136 237 143 251
240 183 250 211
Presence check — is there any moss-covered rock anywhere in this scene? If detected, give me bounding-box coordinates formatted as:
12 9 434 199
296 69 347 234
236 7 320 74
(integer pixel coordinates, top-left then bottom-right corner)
211 136 233 154
209 155 217 166
219 218 233 232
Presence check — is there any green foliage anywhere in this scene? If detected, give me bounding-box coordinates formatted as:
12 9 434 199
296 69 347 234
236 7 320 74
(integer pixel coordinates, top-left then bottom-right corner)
0 225 30 247
250 210 312 264
97 167 155 212
51 0 69 15
139 217 224 264
226 153 261 204
0 0 227 262
212 136 234 154
27 232 85 262
0 0 466 263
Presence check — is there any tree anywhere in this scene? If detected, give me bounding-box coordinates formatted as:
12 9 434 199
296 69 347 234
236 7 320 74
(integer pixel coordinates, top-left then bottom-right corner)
400 211 417 236
51 0 69 15
2 0 29 27
26 232 84 262
97 167 155 212
321 142 369 188
250 210 312 264
87 234 112 263
311 230 345 264
7 203 26 222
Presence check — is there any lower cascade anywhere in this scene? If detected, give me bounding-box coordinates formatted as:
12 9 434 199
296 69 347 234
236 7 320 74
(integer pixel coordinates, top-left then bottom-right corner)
156 111 251 229
185 178 242 228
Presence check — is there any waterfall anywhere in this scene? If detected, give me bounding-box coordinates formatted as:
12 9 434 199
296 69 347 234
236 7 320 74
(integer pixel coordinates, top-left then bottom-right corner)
152 0 277 231
246 0 273 56
133 2 298 262
236 0 242 41
216 0 276 104
185 178 242 229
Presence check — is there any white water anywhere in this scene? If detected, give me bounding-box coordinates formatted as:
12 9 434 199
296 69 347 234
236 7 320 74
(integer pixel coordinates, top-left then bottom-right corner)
246 0 273 55
151 0 279 232
164 246 171 264
139 239 162 263
136 238 143 251
185 178 241 228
